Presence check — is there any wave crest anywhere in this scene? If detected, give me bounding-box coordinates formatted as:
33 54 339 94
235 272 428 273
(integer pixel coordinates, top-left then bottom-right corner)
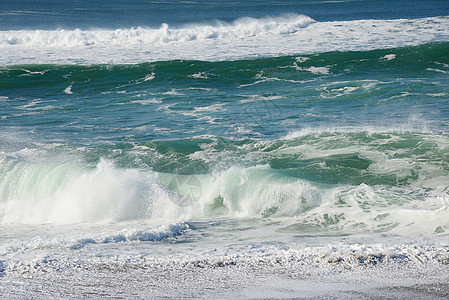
1 15 448 64
0 14 314 47
1 154 448 236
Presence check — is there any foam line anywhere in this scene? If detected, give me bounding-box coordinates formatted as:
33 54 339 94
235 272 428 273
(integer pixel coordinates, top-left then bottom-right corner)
1 15 448 64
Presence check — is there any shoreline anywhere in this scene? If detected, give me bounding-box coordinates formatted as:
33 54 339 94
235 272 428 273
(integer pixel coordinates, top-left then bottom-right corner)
2 244 449 299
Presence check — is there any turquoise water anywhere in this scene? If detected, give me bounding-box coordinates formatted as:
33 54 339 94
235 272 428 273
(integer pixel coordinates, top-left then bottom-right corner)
2 43 448 143
1 1 449 294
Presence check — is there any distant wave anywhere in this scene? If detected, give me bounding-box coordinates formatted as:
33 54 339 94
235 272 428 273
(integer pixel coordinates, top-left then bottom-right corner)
0 15 448 64
0 14 314 47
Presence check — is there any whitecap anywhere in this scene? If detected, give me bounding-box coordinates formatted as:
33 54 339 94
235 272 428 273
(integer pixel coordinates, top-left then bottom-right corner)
63 85 73 94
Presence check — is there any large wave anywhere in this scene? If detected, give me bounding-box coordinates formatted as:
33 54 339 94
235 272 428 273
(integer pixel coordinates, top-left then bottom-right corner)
1 131 448 236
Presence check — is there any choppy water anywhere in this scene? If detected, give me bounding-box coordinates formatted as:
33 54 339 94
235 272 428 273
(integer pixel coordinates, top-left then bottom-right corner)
1 0 449 297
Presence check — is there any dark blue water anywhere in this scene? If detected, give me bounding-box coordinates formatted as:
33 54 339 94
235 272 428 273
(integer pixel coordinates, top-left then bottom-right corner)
1 0 449 30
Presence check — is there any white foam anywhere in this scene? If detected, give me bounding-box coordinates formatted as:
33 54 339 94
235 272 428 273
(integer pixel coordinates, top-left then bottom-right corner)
63 85 73 94
1 138 449 236
131 98 162 105
239 94 284 103
426 68 449 74
193 103 226 112
0 14 313 47
283 123 436 140
143 72 155 81
70 222 191 249
0 158 177 225
380 54 396 61
1 15 448 65
1 232 448 285
162 89 184 96
19 69 46 75
304 66 331 75
1 238 449 299
188 72 209 79
317 81 378 98
426 92 448 97
296 56 310 63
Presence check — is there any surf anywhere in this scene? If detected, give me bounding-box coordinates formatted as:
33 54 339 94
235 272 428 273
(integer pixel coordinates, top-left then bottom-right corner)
1 15 448 65
1 130 448 238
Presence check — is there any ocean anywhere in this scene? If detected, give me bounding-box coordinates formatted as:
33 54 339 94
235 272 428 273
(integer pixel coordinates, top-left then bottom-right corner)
1 0 449 298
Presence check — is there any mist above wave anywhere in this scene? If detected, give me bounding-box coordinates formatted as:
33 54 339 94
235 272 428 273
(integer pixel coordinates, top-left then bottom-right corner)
1 14 314 47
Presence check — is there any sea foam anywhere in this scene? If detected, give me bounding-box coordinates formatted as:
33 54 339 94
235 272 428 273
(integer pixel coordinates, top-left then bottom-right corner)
0 14 314 47
1 15 448 65
1 155 448 236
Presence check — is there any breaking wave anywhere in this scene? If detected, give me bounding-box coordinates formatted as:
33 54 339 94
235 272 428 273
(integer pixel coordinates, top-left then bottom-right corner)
1 15 448 64
1 131 448 237
0 14 314 47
